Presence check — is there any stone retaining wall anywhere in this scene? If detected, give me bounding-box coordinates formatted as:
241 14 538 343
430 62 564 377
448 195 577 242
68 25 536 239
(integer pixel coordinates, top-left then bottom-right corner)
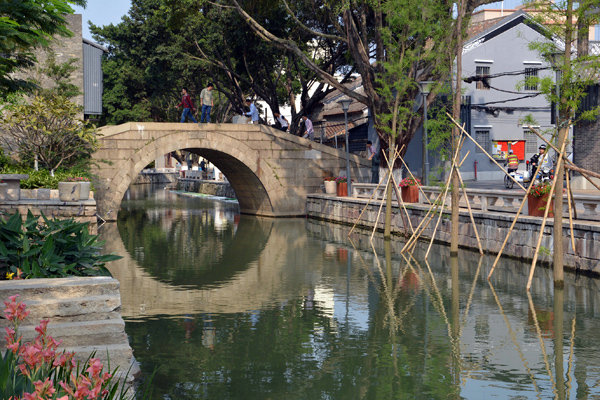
177 178 236 198
306 194 600 275
0 189 97 229
132 172 179 185
0 277 139 384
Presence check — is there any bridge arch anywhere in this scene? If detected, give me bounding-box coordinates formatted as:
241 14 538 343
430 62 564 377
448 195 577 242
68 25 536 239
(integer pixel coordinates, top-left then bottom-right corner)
92 123 370 220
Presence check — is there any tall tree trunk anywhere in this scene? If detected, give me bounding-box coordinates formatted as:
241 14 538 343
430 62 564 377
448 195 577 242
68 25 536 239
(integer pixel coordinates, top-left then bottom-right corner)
384 92 400 239
553 0 573 287
451 2 465 255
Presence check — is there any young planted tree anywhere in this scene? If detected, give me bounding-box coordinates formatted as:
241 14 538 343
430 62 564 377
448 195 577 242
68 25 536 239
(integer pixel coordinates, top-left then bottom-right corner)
525 0 600 284
0 95 97 175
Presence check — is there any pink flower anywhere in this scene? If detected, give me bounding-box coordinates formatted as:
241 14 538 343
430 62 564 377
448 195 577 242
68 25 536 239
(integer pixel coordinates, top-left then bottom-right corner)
86 358 104 378
3 295 30 322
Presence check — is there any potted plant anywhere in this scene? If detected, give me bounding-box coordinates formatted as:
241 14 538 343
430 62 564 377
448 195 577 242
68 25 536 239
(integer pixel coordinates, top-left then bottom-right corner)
399 177 421 203
335 176 349 197
323 177 337 195
58 177 91 201
527 181 553 217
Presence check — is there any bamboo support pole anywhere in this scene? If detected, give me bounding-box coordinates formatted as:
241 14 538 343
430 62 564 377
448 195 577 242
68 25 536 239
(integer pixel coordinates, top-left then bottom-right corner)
349 174 387 236
526 132 570 291
528 125 600 188
461 255 483 330
446 113 527 191
400 191 444 253
396 150 433 205
565 172 576 252
456 169 484 255
487 157 548 279
425 135 466 259
382 149 415 236
488 282 541 395
527 292 558 392
566 317 576 395
371 170 391 242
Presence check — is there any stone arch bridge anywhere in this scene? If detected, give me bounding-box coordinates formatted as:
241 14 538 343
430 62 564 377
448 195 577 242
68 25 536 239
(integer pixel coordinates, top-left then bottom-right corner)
92 122 370 220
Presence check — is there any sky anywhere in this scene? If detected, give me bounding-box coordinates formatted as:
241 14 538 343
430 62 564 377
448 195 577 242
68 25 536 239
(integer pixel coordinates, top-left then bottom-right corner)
72 0 527 42
73 0 132 40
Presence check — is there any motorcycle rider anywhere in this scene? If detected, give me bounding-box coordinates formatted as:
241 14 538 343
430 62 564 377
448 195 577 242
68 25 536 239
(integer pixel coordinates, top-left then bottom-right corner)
529 144 553 179
506 150 519 173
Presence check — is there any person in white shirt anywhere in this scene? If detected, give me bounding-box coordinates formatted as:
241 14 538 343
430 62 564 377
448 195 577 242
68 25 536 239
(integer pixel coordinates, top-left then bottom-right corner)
301 115 314 140
273 112 289 132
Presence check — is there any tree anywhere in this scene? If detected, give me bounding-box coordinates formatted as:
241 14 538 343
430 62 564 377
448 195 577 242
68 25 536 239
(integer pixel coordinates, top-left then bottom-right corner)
0 0 86 96
525 0 600 285
0 95 96 174
229 0 497 155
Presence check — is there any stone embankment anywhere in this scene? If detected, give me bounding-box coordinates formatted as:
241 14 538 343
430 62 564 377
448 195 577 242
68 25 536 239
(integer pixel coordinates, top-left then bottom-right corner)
132 169 179 185
306 193 600 275
177 178 236 198
0 277 139 382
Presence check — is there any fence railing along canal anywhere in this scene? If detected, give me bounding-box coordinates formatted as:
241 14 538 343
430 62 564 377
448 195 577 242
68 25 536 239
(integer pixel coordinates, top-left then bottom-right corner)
351 183 600 222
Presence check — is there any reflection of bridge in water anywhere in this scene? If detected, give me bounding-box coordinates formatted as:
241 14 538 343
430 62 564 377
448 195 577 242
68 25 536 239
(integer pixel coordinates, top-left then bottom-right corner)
100 218 332 318
92 123 370 220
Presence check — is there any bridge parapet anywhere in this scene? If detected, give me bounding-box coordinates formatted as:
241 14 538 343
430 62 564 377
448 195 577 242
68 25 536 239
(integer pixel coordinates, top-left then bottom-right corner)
92 122 370 220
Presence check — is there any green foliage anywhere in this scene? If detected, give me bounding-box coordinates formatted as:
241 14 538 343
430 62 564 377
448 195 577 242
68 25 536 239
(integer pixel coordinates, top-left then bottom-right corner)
0 0 86 96
36 51 82 99
0 94 97 173
0 211 121 279
0 166 93 189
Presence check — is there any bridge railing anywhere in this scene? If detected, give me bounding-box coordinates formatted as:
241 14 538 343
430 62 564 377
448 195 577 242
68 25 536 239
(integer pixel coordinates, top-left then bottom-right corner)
351 183 600 221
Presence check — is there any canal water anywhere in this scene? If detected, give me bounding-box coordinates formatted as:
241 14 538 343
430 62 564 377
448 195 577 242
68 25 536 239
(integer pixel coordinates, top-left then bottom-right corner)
100 184 600 399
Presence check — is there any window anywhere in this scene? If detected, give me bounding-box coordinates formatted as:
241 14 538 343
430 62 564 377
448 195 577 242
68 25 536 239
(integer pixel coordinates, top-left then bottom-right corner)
595 24 600 41
475 130 490 153
524 130 538 153
476 66 490 90
524 68 539 91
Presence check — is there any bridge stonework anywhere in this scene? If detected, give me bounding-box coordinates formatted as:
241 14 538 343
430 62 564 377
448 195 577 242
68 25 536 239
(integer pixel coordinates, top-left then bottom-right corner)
92 122 370 220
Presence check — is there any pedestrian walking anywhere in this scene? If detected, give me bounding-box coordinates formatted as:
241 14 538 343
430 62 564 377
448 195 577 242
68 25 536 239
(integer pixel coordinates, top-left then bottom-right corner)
178 88 197 123
200 83 214 123
245 99 259 124
301 115 314 140
367 140 380 183
273 112 289 132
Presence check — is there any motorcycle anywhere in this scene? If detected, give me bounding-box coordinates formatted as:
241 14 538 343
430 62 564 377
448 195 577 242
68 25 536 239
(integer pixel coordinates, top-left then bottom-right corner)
504 160 532 189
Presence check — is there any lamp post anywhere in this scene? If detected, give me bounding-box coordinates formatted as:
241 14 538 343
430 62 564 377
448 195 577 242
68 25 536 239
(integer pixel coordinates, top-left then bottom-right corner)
419 81 434 186
338 98 353 195
546 52 562 137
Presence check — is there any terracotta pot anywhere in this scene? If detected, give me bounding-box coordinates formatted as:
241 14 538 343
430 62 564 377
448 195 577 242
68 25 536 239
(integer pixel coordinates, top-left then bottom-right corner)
324 180 337 194
401 185 419 203
336 182 348 197
527 193 554 217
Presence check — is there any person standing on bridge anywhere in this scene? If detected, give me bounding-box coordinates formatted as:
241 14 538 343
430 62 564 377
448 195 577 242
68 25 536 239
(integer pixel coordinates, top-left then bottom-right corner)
178 88 197 123
301 115 314 140
245 99 259 124
200 83 214 123
367 140 380 183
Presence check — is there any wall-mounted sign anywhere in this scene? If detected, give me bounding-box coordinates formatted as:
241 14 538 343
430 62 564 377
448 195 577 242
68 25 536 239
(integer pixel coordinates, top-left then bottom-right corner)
492 140 525 160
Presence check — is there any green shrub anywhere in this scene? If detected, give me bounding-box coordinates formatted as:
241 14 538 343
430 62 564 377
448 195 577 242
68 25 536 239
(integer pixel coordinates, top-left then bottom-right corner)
0 211 121 279
0 166 93 189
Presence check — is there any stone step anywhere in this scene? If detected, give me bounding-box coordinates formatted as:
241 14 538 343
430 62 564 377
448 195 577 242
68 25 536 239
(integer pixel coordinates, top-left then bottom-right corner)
16 319 128 347
0 276 120 302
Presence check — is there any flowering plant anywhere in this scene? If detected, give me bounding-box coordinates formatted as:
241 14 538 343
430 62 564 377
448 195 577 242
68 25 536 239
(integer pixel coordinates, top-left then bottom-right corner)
529 181 552 198
335 176 348 184
399 177 421 187
323 177 337 182
65 177 90 182
0 295 131 400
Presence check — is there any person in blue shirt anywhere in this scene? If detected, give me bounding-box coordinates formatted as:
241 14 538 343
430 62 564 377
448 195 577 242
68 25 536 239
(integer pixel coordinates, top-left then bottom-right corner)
245 99 259 124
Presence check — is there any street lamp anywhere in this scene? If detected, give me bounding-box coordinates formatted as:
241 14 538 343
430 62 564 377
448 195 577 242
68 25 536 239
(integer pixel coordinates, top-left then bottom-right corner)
338 98 353 195
419 81 434 186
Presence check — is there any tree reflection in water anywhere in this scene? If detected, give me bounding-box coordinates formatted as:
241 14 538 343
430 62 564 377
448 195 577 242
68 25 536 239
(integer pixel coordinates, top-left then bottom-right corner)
98 186 600 399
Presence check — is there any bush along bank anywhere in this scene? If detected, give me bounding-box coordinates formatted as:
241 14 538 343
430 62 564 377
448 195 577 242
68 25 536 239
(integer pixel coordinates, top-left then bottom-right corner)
0 211 120 280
